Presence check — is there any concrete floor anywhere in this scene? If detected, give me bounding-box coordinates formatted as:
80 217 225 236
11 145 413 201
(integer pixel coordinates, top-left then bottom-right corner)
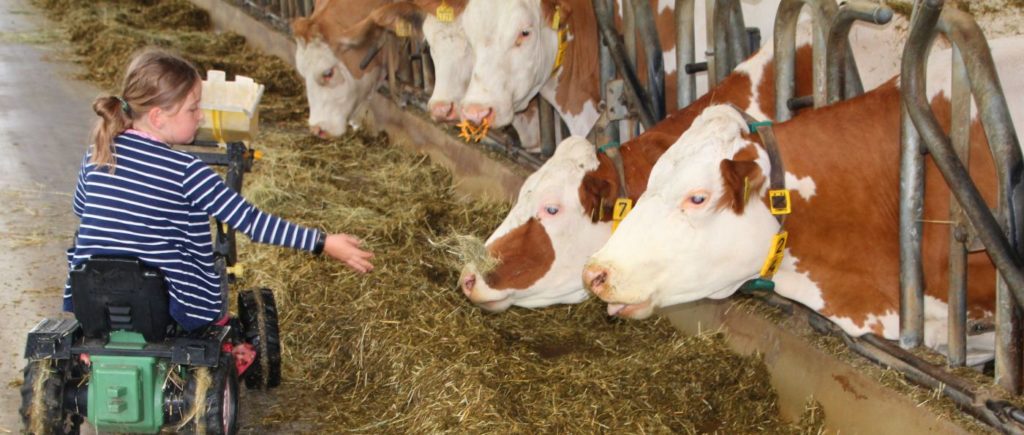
0 0 99 430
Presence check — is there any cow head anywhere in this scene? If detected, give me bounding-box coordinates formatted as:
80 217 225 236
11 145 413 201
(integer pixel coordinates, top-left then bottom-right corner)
459 136 617 311
291 2 386 138
584 105 779 319
459 0 568 128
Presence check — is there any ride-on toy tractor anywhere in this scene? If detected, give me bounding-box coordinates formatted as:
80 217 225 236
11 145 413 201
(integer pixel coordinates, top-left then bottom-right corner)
19 73 277 434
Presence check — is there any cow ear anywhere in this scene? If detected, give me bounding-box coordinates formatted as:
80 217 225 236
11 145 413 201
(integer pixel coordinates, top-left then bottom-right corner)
718 159 765 214
579 154 619 223
291 17 315 42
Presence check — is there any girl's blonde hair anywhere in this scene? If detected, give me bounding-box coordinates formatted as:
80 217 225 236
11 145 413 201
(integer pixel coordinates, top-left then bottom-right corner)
90 48 201 171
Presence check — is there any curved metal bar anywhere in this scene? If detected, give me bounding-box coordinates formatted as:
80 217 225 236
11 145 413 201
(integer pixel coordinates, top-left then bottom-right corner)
631 0 666 121
675 0 697 108
825 1 893 104
902 0 1024 392
773 0 837 122
712 0 749 84
593 0 656 129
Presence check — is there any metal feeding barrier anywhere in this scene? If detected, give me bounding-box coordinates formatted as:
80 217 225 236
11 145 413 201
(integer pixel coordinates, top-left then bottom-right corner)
900 0 1024 393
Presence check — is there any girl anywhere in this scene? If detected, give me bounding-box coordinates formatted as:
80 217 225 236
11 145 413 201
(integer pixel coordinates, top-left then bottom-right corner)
65 48 374 331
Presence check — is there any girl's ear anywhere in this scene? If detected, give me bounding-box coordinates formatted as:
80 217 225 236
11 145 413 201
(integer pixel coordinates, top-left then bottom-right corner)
146 106 165 130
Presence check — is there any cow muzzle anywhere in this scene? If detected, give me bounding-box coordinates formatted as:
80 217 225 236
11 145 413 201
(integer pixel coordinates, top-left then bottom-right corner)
430 101 459 122
583 264 610 299
460 103 495 126
309 124 332 139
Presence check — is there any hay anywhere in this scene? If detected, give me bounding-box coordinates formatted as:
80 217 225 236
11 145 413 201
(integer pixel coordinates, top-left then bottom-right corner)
33 0 822 432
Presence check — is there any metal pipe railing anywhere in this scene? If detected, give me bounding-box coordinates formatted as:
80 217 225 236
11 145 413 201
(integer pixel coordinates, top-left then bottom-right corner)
901 0 1024 393
675 0 697 108
631 0 666 122
773 0 837 122
824 1 893 104
711 0 748 84
593 0 657 129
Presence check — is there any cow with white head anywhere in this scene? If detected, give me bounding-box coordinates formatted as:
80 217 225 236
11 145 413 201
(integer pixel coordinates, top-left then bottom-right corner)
584 37 1024 361
291 0 392 138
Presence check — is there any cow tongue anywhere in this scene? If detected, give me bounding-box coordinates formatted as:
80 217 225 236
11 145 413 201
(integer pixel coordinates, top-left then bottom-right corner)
607 304 626 317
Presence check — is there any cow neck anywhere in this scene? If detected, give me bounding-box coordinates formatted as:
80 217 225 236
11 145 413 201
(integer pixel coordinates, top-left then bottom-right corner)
727 104 792 294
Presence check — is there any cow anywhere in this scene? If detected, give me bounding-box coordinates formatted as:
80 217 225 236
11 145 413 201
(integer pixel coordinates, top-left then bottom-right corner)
582 37 1024 362
457 0 681 136
308 0 544 151
458 18 907 312
290 0 394 138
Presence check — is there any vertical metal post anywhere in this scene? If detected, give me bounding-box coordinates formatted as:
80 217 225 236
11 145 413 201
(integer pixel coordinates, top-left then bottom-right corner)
675 0 696 108
946 44 970 366
705 0 718 87
632 0 666 122
410 39 424 90
422 47 435 94
774 0 836 122
601 0 620 146
539 97 557 158
899 102 926 350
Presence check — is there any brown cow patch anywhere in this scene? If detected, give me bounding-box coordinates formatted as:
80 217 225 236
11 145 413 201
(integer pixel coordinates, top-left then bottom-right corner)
485 218 556 290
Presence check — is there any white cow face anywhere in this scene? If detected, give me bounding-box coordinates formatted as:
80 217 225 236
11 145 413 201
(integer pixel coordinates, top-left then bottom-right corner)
584 106 779 319
294 38 382 137
459 0 561 127
422 15 474 122
460 136 612 311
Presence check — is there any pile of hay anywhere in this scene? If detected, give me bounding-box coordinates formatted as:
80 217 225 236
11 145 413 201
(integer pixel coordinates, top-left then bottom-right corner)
32 0 823 432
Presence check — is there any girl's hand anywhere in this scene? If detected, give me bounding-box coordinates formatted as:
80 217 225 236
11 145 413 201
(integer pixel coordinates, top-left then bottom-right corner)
323 234 375 273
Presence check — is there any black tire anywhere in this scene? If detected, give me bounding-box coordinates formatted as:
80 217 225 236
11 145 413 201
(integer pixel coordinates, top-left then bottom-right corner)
183 353 239 435
238 288 282 389
19 360 80 435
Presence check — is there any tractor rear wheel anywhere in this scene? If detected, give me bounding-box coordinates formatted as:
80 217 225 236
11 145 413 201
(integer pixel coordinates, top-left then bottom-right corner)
19 359 80 435
238 288 281 389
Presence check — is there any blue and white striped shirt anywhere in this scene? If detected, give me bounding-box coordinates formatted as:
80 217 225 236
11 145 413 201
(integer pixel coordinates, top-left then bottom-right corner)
65 131 321 330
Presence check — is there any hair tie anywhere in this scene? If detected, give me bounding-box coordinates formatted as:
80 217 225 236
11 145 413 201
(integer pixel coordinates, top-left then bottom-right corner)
115 96 131 116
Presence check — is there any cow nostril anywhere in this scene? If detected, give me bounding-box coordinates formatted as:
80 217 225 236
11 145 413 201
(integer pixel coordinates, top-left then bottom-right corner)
584 266 609 295
310 126 322 137
462 274 477 297
431 102 454 121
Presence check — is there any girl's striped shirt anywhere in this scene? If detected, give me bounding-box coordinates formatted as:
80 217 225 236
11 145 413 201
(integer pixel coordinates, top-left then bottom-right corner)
66 131 321 330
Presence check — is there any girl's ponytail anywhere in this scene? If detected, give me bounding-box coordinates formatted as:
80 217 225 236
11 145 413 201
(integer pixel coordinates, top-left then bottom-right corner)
90 95 133 172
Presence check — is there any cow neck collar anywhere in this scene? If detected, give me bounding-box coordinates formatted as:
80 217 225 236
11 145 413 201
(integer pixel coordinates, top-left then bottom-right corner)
727 104 792 294
550 6 569 77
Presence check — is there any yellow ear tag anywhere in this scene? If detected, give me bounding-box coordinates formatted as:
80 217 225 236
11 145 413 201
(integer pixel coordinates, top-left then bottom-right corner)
395 19 412 37
551 7 561 30
611 197 633 233
436 1 455 22
758 231 788 278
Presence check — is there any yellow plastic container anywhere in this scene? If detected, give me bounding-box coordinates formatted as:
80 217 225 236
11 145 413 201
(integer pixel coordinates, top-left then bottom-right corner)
197 70 265 144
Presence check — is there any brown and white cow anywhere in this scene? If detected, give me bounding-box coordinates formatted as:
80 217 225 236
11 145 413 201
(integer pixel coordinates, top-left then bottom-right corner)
459 18 909 312
291 0 391 137
583 37 1024 362
458 0 680 136
307 0 543 151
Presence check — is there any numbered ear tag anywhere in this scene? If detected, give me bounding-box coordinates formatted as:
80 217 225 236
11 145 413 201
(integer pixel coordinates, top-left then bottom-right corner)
611 198 633 233
395 19 412 37
758 231 788 278
436 2 454 22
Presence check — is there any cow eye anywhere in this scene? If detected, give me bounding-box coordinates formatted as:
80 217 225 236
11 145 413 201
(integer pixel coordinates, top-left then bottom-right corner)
515 29 531 47
543 205 559 216
321 67 335 80
681 189 711 211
